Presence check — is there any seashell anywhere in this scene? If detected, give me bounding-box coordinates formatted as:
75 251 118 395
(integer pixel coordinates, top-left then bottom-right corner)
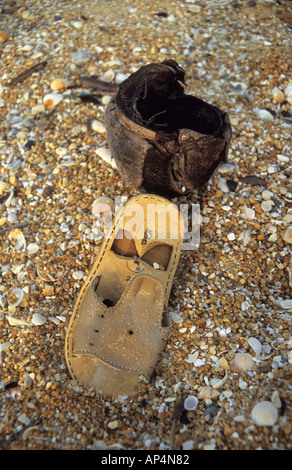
92 196 114 216
251 401 278 426
7 213 17 224
247 337 262 355
271 390 282 409
115 72 129 84
42 285 54 296
288 267 292 288
22 425 40 441
272 87 285 104
244 208 255 221
262 189 274 200
92 120 106 134
0 292 7 307
6 316 30 326
198 386 220 400
184 395 198 410
0 181 10 196
8 229 26 250
185 351 199 364
283 227 292 244
27 243 39 254
95 147 117 168
284 82 292 104
99 69 115 82
101 95 112 106
257 109 274 121
279 299 292 310
71 20 84 30
31 313 47 325
232 352 254 372
50 78 68 91
0 31 9 42
87 63 99 74
8 288 24 307
72 50 92 64
261 200 273 212
210 373 228 389
0 341 12 352
43 93 63 109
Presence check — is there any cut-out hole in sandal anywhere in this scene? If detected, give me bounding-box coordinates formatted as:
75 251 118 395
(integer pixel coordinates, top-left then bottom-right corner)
112 229 139 257
141 244 172 270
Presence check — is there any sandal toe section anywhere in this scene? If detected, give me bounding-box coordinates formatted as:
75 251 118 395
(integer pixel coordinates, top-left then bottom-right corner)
72 274 171 384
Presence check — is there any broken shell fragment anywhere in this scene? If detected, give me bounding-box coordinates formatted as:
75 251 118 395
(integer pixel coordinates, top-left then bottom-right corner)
8 288 24 307
8 229 26 250
232 352 254 372
31 313 47 325
43 93 63 109
283 227 292 244
198 386 220 400
251 401 278 426
247 337 262 356
27 243 39 254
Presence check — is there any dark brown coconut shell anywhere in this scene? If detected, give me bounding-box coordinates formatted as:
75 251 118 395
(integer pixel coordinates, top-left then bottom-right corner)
104 60 232 197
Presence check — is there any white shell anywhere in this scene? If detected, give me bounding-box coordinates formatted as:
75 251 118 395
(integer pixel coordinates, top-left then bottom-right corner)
251 401 278 426
95 147 116 169
43 93 63 109
184 395 198 410
95 147 112 164
31 313 47 325
9 288 24 307
92 120 106 133
257 109 274 121
248 337 262 355
279 299 292 309
92 196 114 216
99 69 115 82
27 243 39 254
244 208 255 221
232 352 254 372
